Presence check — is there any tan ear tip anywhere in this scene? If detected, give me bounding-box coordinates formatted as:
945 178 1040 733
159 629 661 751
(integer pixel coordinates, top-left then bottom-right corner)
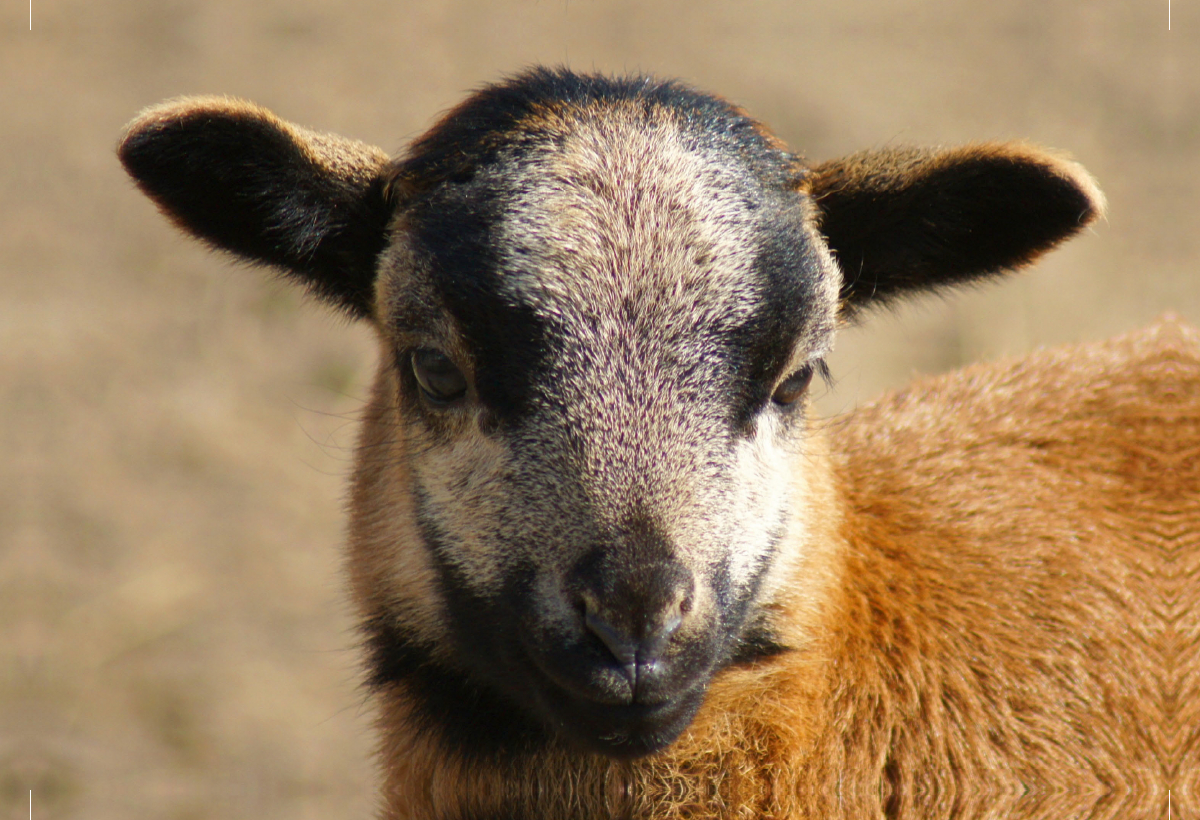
958 142 1107 227
1032 147 1107 226
1033 149 1106 226
1072 163 1107 224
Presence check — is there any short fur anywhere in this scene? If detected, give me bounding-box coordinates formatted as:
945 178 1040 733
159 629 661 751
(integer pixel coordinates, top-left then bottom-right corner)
118 67 1196 819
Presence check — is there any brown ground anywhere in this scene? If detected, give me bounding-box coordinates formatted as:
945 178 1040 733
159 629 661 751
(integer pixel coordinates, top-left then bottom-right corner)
3 1 1197 818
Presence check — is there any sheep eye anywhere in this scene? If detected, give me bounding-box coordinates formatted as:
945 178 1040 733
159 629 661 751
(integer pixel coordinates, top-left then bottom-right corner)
772 364 814 406
411 349 467 404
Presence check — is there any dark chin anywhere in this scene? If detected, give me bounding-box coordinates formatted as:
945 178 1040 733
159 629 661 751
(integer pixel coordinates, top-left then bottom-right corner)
537 679 709 759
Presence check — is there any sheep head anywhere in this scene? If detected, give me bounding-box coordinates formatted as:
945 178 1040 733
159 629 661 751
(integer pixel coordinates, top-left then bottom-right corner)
119 67 1104 759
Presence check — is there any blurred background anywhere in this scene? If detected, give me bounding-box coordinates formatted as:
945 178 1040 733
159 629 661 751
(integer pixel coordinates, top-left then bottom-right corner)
3 1 1196 818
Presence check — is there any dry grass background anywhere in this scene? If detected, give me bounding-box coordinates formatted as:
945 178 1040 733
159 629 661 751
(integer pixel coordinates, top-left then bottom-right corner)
3 1 1197 818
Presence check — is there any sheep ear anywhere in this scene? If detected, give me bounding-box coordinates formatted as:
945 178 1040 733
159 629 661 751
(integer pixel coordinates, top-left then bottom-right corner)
806 143 1105 318
118 97 394 320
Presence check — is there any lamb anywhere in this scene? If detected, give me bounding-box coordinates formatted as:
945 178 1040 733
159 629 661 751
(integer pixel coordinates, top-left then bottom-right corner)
118 67 1197 820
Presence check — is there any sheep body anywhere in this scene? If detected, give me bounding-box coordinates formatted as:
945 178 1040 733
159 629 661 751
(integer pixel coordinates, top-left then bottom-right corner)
116 68 1197 820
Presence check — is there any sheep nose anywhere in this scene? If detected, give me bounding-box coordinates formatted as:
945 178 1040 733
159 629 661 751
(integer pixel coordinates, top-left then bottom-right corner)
579 564 694 693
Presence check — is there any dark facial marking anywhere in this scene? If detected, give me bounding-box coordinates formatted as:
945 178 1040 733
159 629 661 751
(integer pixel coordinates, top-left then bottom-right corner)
405 175 553 423
363 614 551 762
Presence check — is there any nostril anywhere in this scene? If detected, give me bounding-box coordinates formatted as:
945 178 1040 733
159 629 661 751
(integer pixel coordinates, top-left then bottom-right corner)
584 608 639 667
650 609 683 647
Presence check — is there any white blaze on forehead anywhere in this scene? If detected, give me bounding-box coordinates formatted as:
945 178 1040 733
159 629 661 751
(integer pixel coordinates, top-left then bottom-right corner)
497 112 767 329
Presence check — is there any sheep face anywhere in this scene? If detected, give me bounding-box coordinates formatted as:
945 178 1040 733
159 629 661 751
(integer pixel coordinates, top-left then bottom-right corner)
364 91 839 757
117 67 1103 764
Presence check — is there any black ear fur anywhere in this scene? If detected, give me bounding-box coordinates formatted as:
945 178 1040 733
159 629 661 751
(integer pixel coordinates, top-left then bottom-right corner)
118 97 394 319
806 144 1105 318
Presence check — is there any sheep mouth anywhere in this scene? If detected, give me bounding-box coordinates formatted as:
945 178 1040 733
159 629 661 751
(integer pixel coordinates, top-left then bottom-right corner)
517 646 711 758
507 618 726 757
538 678 708 758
